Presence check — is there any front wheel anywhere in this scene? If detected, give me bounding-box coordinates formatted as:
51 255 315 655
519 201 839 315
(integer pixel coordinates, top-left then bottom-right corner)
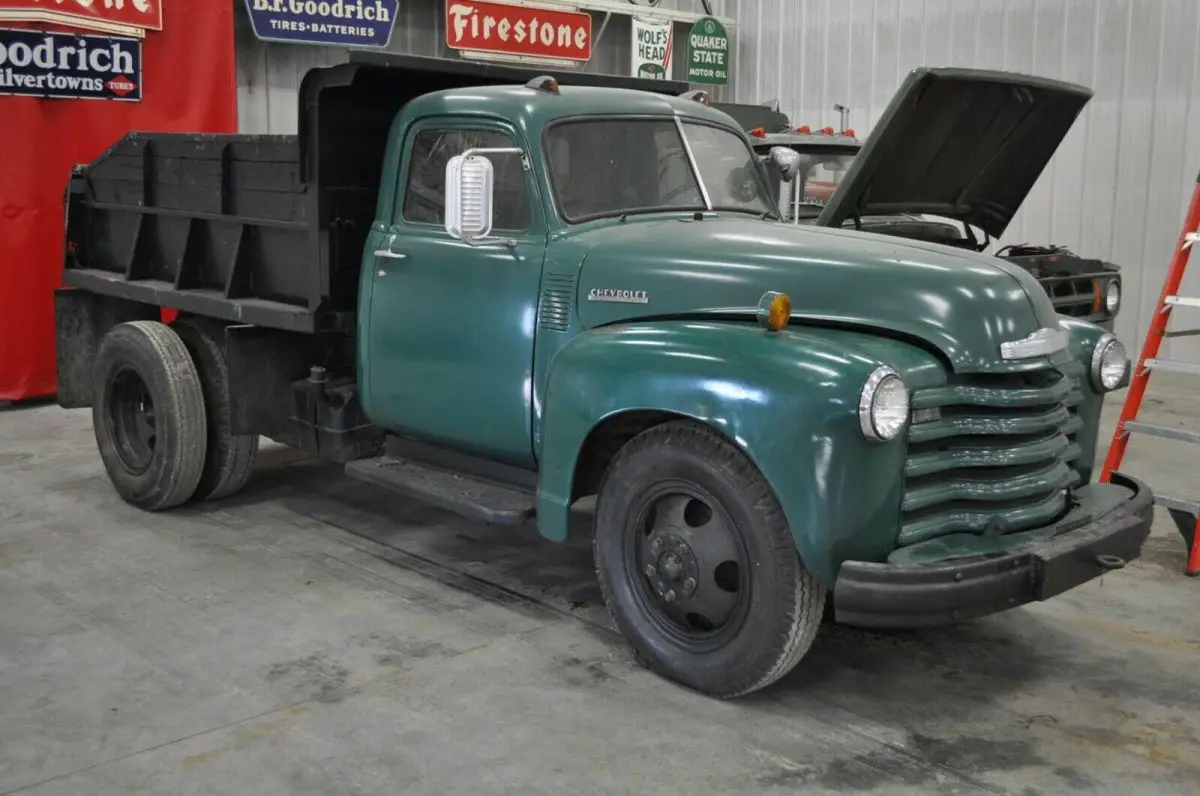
594 420 826 698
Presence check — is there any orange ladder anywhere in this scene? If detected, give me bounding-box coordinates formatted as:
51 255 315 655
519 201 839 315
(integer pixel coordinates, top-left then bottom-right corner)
1099 170 1200 576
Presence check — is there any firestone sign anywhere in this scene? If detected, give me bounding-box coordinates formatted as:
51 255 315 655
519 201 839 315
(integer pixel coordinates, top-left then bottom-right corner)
446 0 592 64
686 15 727 86
245 0 398 48
0 0 163 36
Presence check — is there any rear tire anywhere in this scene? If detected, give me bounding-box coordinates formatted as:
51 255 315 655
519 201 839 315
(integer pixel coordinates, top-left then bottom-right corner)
172 317 259 501
92 321 207 510
593 420 825 698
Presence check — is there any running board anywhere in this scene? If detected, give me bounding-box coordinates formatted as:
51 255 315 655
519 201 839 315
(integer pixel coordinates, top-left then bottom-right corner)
345 455 537 526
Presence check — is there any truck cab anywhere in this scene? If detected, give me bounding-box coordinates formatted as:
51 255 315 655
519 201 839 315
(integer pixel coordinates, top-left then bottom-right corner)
57 58 1152 699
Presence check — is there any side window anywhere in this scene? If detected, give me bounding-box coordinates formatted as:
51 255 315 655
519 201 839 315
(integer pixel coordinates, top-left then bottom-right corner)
401 128 532 231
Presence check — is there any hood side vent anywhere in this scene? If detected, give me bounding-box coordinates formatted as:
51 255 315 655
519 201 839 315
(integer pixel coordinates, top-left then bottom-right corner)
537 273 576 332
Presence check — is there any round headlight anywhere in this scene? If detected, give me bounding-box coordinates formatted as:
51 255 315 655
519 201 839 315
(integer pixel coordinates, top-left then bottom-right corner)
1090 334 1128 391
1104 281 1121 314
859 366 909 442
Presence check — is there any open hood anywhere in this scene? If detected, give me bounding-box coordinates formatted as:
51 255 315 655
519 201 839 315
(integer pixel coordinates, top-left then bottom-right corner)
815 67 1092 239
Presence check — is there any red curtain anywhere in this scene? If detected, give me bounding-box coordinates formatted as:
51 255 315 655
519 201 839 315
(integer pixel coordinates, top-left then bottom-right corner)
0 5 238 401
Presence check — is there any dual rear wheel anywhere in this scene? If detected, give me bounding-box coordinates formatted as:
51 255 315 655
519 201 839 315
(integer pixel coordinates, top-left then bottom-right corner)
92 319 258 510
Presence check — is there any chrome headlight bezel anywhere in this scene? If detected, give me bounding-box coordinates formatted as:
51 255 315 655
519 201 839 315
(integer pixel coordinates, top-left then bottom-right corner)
1090 333 1128 391
859 366 909 442
1104 280 1121 314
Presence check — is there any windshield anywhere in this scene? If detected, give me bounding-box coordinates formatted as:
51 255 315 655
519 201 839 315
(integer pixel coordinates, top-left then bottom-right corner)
545 118 777 222
756 143 858 221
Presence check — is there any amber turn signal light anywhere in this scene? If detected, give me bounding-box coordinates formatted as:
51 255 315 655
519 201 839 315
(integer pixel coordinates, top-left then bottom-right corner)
757 291 791 331
1092 280 1103 312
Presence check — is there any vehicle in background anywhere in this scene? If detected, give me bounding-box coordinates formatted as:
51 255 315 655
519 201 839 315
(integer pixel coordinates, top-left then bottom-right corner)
56 59 1147 698
716 83 1123 331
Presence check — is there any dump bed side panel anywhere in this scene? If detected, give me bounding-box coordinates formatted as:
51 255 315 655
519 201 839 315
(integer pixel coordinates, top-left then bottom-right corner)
64 132 322 333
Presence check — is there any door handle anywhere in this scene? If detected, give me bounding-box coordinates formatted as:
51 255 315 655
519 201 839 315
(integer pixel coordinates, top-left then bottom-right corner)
374 250 407 260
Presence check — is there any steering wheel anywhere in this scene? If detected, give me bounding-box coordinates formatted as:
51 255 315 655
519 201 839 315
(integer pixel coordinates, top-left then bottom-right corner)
660 182 701 205
727 166 760 203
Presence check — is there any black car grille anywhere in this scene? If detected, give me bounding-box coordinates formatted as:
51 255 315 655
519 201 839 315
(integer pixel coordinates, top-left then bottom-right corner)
1042 276 1099 318
900 368 1085 547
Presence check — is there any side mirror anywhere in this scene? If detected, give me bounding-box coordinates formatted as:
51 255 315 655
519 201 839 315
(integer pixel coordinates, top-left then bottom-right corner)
768 146 801 183
445 153 495 242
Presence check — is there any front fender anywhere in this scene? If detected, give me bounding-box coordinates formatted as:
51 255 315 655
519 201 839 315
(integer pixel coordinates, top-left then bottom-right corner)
535 321 944 587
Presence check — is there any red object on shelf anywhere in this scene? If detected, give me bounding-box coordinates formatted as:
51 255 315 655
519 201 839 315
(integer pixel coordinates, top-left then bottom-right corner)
1099 167 1200 576
0 4 237 401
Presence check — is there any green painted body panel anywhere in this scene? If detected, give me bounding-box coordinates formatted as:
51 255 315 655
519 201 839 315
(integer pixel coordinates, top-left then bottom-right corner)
359 115 546 465
535 321 946 586
565 214 1063 374
352 79 1126 591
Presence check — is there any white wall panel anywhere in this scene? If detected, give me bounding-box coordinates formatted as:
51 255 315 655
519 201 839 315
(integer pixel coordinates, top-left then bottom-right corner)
731 0 1200 362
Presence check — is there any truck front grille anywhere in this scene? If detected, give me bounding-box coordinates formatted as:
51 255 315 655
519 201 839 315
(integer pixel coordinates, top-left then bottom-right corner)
900 368 1085 546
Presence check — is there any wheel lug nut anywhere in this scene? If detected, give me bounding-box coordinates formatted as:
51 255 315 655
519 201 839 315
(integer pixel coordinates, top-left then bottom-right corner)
645 565 656 577
664 590 676 602
683 578 695 591
651 539 662 553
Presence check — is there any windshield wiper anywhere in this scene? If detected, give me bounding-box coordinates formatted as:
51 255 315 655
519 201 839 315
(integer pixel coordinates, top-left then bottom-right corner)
568 206 707 224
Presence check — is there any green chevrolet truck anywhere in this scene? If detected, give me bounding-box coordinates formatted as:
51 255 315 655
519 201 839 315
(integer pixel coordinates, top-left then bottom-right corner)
56 56 1151 698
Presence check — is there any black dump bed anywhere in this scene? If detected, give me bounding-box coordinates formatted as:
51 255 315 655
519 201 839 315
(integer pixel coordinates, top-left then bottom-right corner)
63 54 688 334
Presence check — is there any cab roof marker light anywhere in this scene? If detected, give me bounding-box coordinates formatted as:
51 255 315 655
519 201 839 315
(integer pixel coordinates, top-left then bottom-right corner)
795 125 812 134
680 89 711 105
749 127 767 138
526 76 560 94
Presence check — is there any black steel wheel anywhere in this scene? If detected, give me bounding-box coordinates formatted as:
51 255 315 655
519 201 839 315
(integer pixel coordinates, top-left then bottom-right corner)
627 485 751 648
594 420 826 698
172 317 259 501
106 367 159 474
92 321 207 510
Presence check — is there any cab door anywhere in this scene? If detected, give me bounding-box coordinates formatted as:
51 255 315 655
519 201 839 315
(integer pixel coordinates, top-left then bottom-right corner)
363 118 547 466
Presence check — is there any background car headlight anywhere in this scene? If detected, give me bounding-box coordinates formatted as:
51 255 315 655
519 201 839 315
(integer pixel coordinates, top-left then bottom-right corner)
1091 334 1128 391
1104 281 1121 314
859 366 909 441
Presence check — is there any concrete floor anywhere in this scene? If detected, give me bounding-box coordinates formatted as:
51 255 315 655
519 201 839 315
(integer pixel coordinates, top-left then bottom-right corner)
1 378 1198 796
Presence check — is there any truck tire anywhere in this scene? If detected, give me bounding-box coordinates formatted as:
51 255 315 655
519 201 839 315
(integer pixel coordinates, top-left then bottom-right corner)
594 420 825 698
172 317 259 501
92 321 207 511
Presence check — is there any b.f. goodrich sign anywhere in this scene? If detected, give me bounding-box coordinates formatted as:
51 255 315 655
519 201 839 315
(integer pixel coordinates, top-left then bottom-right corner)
245 0 399 48
0 28 141 101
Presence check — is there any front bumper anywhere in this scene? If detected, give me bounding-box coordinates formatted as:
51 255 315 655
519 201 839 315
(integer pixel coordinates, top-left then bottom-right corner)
833 473 1154 629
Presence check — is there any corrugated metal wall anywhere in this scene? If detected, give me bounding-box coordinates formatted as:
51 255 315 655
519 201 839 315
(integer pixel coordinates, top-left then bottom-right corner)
236 0 733 134
731 0 1200 361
